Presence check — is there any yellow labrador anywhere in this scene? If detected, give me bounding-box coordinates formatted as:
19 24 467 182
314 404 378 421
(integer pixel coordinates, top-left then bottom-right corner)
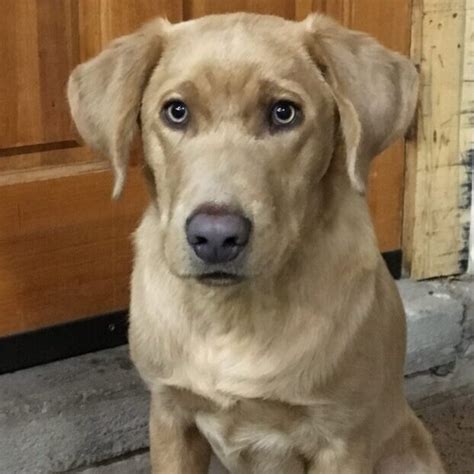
68 12 445 474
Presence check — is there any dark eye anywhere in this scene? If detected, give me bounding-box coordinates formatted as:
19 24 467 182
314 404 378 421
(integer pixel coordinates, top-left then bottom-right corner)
163 100 189 126
270 101 298 127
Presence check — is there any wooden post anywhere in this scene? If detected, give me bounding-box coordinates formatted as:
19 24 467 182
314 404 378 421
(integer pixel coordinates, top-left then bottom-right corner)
463 1 474 272
404 0 471 279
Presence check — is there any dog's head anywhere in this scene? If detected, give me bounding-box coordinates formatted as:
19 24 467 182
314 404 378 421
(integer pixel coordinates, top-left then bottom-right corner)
68 13 417 286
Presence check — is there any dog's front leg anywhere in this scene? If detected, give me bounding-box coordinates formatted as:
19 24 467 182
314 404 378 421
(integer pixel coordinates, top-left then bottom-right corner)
308 441 372 474
149 394 211 474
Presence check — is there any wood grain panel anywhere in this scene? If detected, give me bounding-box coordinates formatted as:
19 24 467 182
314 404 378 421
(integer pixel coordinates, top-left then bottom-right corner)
296 0 411 52
183 0 295 19
0 0 78 149
297 0 411 251
0 0 181 336
367 143 406 251
79 0 182 61
296 0 350 23
0 146 100 175
0 167 148 337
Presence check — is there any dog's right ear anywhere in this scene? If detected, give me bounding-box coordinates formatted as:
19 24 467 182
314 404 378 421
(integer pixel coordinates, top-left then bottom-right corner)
67 18 169 198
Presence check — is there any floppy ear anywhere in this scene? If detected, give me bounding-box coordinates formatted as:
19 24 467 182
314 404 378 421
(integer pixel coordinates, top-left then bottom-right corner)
304 14 418 192
67 19 168 198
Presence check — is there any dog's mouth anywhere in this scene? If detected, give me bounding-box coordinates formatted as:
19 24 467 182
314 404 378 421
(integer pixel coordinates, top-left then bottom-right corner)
196 271 244 286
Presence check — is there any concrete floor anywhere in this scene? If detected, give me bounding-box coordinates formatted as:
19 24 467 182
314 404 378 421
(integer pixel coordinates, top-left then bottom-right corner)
418 393 474 474
76 451 227 474
78 393 474 474
3 343 472 474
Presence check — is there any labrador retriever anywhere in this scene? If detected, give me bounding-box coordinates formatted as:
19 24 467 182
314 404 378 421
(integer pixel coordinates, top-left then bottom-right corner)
68 12 445 474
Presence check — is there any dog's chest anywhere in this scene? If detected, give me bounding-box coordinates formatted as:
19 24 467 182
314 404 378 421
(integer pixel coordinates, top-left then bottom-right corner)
157 332 282 406
153 335 338 463
193 396 320 471
138 309 326 409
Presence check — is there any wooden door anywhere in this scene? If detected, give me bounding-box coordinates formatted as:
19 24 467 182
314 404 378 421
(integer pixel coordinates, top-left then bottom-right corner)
0 0 181 338
0 0 410 339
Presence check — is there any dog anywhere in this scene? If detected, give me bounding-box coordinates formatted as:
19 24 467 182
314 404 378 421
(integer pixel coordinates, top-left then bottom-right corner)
68 12 445 474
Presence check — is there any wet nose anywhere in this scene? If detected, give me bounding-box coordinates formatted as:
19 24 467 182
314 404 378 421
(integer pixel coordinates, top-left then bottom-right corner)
186 208 251 264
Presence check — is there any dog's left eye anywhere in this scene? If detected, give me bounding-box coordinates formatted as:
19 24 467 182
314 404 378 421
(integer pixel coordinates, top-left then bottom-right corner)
270 101 299 127
163 100 189 126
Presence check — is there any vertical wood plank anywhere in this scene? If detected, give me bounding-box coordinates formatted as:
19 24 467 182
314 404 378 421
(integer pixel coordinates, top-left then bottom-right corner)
404 0 469 278
0 0 79 149
463 1 474 272
183 0 295 20
296 0 351 23
79 0 182 61
296 0 411 52
403 0 423 274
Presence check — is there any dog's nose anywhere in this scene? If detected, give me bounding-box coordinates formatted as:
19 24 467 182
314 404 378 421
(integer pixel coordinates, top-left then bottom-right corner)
186 209 251 264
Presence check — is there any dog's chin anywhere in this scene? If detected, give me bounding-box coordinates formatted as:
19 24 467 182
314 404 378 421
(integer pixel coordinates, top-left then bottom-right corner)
166 259 247 286
196 271 245 287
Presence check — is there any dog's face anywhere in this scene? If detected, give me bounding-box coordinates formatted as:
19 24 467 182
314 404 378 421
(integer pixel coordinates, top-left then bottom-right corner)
140 16 336 283
68 13 418 286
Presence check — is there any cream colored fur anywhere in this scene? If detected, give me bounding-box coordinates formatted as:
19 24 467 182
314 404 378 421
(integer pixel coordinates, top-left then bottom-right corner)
68 12 444 474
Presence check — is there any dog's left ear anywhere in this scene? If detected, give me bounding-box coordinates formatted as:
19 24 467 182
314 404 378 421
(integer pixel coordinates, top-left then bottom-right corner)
304 14 418 192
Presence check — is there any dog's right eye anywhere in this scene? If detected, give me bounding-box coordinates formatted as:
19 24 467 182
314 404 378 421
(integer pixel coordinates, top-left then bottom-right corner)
269 100 300 130
162 100 189 127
